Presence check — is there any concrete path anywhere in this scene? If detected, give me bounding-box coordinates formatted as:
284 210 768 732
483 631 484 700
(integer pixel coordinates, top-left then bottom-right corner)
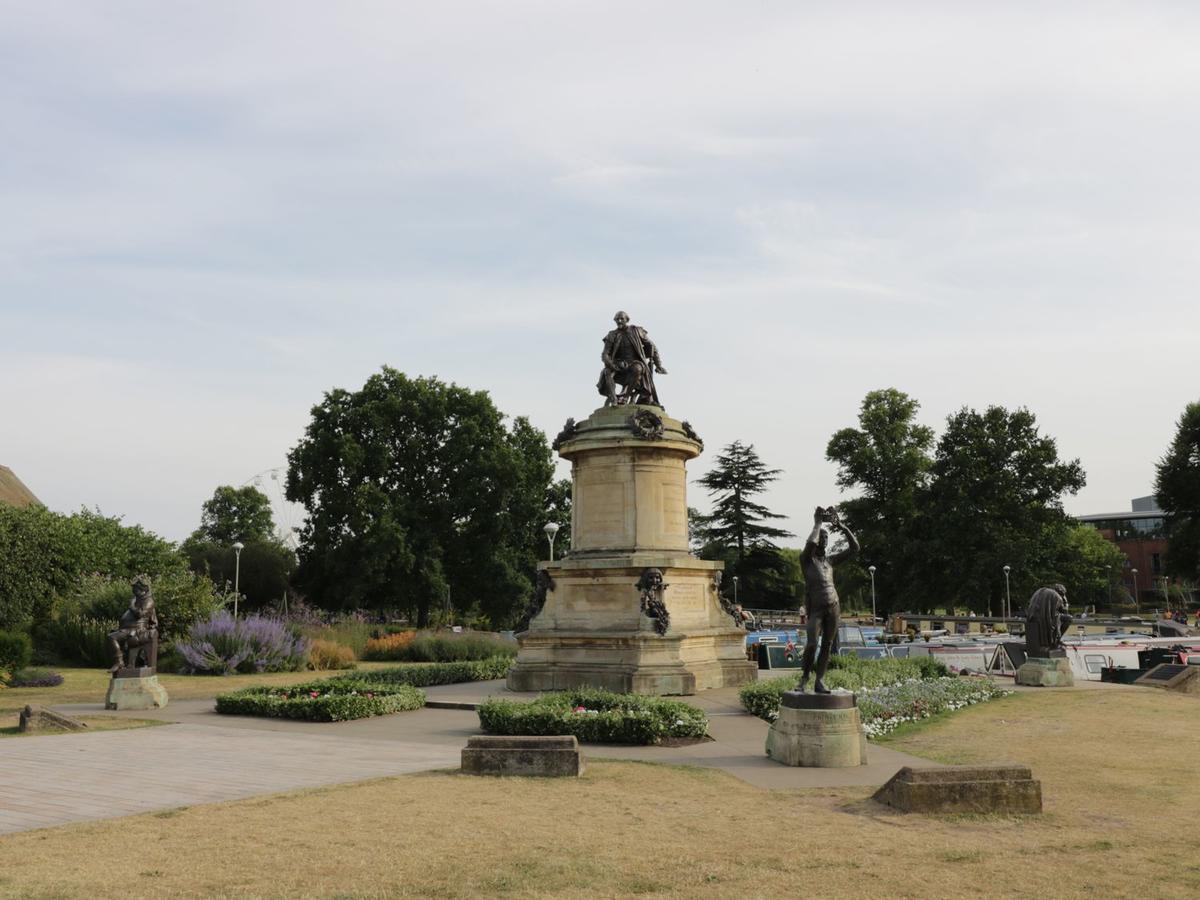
0 721 459 835
0 678 939 836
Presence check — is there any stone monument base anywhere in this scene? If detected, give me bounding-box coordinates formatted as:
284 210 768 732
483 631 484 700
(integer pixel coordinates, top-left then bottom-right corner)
105 668 169 710
461 735 585 777
874 765 1042 814
1016 656 1074 687
765 692 868 767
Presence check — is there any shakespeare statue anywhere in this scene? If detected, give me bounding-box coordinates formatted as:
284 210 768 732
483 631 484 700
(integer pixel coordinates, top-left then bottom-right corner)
108 575 159 672
1024 584 1072 658
798 506 859 693
597 311 667 407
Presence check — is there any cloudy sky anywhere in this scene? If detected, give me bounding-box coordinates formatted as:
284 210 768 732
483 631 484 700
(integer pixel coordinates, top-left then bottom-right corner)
3 1 1197 542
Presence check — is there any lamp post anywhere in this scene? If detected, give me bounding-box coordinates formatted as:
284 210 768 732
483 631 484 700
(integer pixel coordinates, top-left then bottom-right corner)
733 575 739 607
1002 565 1011 620
1131 568 1138 614
543 521 560 561
232 541 244 618
868 565 877 624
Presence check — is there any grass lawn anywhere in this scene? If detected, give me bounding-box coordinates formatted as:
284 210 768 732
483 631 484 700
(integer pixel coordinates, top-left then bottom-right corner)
0 686 1197 898
0 715 167 738
0 662 402 717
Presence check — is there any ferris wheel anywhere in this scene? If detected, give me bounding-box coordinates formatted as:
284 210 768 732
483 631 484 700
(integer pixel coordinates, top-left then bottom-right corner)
241 466 306 549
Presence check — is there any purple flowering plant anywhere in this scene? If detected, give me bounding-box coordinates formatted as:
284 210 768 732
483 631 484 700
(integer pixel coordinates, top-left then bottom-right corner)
177 611 310 675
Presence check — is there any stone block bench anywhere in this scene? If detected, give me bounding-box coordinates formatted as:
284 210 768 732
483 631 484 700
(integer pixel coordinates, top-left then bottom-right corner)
461 735 584 777
874 765 1042 814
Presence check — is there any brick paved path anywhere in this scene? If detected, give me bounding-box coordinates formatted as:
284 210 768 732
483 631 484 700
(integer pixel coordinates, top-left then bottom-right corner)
0 723 458 835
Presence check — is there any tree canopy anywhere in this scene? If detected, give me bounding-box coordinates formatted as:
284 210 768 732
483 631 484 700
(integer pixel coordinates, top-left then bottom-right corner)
1155 400 1200 583
693 440 794 607
191 485 276 545
285 368 558 627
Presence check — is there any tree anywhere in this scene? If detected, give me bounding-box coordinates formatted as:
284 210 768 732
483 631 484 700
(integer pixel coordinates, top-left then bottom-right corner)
693 441 793 606
826 389 934 615
285 368 557 627
921 406 1086 614
1155 401 1200 584
1053 524 1128 611
191 485 276 545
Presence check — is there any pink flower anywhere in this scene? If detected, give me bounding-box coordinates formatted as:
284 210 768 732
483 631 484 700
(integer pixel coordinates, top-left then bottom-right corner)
310 691 319 698
574 706 586 712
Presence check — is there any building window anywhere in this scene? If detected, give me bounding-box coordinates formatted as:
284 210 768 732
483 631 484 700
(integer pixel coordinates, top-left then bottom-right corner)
1152 553 1161 573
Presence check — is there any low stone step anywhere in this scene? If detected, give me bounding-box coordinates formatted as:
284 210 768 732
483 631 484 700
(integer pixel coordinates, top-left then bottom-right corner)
461 734 585 777
874 764 1042 814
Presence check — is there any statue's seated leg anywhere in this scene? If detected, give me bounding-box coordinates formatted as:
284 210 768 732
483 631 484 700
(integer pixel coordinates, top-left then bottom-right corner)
108 629 130 671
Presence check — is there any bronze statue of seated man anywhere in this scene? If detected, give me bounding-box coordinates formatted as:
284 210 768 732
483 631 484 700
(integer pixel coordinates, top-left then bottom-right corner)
108 575 159 672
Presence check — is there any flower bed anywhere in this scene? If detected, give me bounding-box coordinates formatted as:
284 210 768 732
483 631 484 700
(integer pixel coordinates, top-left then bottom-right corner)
339 656 514 687
477 689 708 745
8 667 65 688
178 611 310 675
363 631 517 662
215 680 425 721
858 677 1010 738
739 655 948 721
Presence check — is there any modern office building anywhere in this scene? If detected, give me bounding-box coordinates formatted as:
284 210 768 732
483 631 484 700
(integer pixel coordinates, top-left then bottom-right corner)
1076 496 1169 606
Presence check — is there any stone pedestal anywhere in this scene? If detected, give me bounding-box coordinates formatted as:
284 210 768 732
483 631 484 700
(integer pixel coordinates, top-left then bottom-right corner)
765 692 868 767
874 765 1042 814
105 667 169 710
507 406 756 695
461 735 585 777
1015 656 1074 687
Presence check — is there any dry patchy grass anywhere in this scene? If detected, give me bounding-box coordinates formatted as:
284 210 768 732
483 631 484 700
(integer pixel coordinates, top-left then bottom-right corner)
1 688 1198 899
0 663 400 716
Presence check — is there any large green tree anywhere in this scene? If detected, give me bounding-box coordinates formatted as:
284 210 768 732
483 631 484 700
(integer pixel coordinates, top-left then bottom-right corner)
920 405 1086 614
190 485 276 545
285 368 557 627
826 388 934 615
1155 401 1200 584
693 441 794 607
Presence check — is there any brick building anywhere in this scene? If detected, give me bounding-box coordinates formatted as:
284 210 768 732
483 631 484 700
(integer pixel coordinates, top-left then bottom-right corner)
1076 495 1170 607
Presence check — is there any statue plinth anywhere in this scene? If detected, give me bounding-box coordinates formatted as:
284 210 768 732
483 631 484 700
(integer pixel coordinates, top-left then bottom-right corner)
507 406 756 695
765 691 868 767
105 669 169 710
1015 656 1074 688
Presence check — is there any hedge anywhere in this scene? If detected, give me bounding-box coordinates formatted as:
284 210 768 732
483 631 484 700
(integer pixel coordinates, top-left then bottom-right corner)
215 679 425 722
337 656 514 687
739 655 949 722
477 688 709 745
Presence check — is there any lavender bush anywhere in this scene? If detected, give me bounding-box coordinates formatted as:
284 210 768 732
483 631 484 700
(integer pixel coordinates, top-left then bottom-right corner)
177 611 310 675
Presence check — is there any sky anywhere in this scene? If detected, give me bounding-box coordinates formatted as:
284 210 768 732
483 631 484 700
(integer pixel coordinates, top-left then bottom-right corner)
2 1 1198 543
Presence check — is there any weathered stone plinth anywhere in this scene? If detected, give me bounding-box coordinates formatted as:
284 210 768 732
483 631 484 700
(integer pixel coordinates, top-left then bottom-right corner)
765 692 868 767
508 406 756 695
874 765 1042 814
461 735 585 777
105 669 169 710
19 705 88 733
1016 656 1074 687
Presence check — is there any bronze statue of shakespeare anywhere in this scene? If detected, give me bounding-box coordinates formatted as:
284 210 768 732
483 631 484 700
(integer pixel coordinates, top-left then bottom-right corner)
798 506 859 693
108 575 159 671
1024 584 1072 658
597 311 667 407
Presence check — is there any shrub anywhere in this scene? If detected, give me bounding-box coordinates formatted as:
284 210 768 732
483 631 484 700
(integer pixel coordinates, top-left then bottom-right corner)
859 677 1010 738
0 630 33 673
216 680 425 721
300 621 377 658
176 611 310 674
739 655 950 722
308 639 357 670
337 656 514 687
478 689 709 745
34 615 112 667
9 667 64 688
363 630 516 662
361 631 416 660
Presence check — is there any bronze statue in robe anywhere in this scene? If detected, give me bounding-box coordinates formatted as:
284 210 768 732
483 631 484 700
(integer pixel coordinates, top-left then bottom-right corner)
108 575 159 671
1024 584 1072 658
597 311 667 407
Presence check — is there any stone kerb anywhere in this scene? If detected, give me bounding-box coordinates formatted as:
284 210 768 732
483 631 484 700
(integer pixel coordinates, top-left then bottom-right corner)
873 765 1043 814
19 705 88 733
461 735 585 777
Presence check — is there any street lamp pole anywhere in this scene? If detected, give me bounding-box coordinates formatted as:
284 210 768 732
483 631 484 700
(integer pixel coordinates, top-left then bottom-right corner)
232 541 245 618
1131 568 1139 615
1003 565 1011 621
733 575 739 607
543 522 560 561
868 565 877 624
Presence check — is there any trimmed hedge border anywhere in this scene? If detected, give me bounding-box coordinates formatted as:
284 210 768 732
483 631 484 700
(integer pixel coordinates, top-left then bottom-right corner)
339 656 514 687
739 655 949 722
478 688 709 745
215 679 425 722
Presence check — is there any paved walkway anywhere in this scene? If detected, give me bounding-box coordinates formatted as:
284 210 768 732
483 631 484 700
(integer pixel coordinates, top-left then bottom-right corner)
1 679 942 836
